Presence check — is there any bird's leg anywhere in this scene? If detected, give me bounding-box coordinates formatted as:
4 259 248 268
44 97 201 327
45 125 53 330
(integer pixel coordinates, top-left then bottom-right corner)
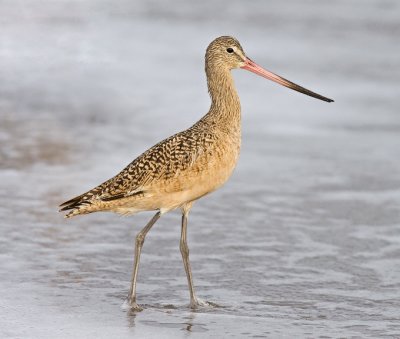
127 211 161 311
180 203 202 308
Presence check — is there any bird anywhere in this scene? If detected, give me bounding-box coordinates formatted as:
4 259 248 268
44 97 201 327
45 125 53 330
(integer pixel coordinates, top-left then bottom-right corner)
60 36 333 311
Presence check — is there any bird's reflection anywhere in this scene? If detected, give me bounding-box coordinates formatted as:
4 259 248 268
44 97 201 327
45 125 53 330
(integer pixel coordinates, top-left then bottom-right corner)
183 312 196 335
126 309 137 328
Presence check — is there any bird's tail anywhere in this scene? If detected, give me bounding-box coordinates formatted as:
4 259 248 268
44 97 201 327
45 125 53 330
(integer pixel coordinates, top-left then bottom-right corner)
59 194 94 218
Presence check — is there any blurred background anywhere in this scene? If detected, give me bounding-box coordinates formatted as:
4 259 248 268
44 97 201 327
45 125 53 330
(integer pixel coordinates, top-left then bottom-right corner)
1 0 399 338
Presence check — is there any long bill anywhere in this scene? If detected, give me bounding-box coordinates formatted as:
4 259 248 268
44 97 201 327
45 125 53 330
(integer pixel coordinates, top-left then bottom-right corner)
241 57 334 103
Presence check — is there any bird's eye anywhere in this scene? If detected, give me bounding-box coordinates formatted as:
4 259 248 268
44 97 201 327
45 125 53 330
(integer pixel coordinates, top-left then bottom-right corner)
226 48 234 53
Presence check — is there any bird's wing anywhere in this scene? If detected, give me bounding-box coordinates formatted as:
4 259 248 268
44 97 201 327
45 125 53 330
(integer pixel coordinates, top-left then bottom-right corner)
85 129 211 202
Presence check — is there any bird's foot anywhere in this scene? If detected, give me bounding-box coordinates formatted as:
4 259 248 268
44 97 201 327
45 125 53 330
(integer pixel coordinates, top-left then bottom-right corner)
130 302 144 312
122 298 144 312
190 297 219 309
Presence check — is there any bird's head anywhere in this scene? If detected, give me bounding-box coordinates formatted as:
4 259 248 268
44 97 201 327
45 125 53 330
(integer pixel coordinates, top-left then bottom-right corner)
206 36 334 103
206 36 247 70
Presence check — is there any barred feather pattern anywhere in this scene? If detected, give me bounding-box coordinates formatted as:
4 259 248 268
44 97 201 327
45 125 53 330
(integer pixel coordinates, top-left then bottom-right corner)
60 36 244 218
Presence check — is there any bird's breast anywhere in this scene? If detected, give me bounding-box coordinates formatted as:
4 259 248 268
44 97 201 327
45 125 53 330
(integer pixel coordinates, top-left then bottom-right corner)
166 130 241 204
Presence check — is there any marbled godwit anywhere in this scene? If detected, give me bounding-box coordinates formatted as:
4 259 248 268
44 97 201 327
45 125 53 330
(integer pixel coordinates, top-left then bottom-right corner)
60 36 333 311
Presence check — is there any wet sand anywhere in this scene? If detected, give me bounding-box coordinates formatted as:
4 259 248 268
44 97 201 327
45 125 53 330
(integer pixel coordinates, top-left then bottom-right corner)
1 1 400 338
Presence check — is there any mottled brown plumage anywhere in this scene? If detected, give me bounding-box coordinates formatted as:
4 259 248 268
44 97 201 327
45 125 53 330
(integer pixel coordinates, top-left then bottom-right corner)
60 36 333 311
60 36 244 219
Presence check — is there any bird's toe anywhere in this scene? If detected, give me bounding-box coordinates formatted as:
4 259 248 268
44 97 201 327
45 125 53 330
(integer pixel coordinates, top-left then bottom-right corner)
190 297 219 309
122 299 144 312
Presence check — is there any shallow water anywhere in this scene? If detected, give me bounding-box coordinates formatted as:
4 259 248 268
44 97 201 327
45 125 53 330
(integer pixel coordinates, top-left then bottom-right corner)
1 0 400 338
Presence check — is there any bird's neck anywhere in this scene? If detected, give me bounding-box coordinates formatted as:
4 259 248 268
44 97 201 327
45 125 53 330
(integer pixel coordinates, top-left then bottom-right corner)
204 65 241 128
